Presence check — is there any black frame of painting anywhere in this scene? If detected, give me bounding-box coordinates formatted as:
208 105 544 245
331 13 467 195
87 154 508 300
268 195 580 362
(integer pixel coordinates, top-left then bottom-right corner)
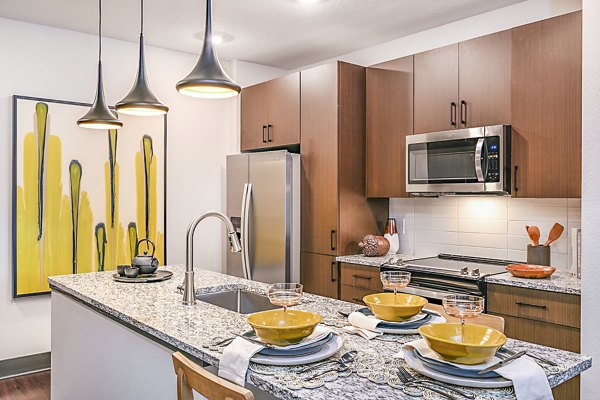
11 95 168 298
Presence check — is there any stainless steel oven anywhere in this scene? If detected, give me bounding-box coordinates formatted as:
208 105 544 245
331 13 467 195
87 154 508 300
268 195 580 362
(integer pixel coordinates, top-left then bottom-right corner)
406 125 511 195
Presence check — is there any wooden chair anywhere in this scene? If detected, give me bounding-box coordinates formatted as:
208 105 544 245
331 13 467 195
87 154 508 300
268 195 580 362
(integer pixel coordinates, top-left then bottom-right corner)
172 352 254 400
425 304 505 333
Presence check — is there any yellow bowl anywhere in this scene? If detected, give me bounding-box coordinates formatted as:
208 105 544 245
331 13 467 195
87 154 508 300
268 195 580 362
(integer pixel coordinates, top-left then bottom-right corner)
418 323 507 365
247 309 322 346
362 293 428 322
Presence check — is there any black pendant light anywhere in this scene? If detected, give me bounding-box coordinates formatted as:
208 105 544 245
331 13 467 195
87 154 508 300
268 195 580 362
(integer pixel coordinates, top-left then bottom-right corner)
116 0 168 116
176 0 241 99
78 0 122 129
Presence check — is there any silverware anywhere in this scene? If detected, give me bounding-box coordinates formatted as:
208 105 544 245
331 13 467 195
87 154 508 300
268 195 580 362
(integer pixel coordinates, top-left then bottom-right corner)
306 364 350 380
214 337 235 346
396 366 459 400
234 333 275 348
497 348 558 367
337 310 350 318
397 365 475 399
297 350 357 373
479 350 526 374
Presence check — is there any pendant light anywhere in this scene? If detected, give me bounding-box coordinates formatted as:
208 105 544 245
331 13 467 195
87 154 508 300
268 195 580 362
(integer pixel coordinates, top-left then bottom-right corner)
176 0 241 99
115 0 168 116
78 0 123 129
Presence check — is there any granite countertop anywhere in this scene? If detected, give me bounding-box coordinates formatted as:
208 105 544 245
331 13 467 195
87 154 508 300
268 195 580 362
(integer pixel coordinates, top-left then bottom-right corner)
485 271 581 295
336 253 421 267
49 266 590 400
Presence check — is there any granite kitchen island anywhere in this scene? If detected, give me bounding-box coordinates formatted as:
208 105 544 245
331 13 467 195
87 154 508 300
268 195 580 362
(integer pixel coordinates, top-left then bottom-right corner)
49 266 591 400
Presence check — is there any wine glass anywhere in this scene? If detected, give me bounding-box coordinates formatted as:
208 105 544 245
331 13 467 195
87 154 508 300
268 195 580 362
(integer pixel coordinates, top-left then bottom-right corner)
442 294 485 342
380 271 411 304
267 283 303 312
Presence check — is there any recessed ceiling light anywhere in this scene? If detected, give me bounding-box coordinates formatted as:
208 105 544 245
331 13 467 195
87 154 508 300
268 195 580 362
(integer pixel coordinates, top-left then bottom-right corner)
195 31 233 44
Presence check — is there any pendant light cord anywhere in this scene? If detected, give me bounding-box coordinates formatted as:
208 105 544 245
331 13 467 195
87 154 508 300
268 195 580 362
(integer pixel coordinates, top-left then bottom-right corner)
141 0 144 34
98 0 102 63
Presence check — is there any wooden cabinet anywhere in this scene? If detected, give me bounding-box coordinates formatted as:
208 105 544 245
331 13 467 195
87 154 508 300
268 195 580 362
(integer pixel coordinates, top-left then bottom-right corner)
511 11 582 198
366 56 413 198
339 263 383 305
240 72 300 151
300 62 388 297
414 44 459 134
300 252 338 299
413 31 512 134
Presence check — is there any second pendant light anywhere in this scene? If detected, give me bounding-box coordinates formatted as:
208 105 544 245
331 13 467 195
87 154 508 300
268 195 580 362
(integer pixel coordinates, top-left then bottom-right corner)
116 0 168 116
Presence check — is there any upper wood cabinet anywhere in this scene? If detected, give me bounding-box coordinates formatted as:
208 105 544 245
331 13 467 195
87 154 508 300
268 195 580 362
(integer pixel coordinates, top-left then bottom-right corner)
366 56 413 198
413 31 512 134
511 11 582 198
414 44 459 134
240 72 300 151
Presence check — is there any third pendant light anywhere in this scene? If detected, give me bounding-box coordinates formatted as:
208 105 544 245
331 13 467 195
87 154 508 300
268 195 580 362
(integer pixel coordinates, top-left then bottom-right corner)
176 0 241 99
116 0 168 115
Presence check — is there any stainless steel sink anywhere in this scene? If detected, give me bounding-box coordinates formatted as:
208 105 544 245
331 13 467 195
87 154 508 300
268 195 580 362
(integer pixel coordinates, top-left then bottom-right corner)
195 289 278 314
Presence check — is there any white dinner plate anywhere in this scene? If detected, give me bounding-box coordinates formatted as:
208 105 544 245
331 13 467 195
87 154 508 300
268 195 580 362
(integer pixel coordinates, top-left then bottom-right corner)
403 347 513 388
378 315 446 334
251 334 343 366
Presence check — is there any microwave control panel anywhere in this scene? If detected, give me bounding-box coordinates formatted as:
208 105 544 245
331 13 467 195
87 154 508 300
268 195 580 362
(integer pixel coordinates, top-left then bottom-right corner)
485 137 501 182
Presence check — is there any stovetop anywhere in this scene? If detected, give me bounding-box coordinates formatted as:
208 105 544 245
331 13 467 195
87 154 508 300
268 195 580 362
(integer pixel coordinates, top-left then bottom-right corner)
392 254 514 280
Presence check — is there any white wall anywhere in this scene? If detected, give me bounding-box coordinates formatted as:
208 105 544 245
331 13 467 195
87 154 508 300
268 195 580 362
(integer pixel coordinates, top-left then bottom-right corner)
581 0 600 396
390 197 581 269
0 17 284 361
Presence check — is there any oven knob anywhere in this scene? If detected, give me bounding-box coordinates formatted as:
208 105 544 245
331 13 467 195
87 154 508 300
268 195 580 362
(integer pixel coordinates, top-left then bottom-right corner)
460 266 469 275
472 268 480 277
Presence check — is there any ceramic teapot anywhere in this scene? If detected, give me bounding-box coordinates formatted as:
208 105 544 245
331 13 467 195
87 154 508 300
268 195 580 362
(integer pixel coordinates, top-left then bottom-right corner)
132 238 159 275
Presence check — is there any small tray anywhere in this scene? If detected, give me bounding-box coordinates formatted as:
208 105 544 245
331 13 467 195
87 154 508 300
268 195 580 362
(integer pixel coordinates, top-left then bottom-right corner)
506 264 556 279
112 270 173 283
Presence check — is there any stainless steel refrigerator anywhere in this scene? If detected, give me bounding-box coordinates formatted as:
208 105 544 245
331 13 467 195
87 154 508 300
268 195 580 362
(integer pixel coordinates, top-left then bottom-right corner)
226 151 300 283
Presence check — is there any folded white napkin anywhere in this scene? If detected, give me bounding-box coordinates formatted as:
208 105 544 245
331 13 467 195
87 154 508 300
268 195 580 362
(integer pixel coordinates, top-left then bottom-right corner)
218 337 264 386
344 311 383 339
496 356 553 400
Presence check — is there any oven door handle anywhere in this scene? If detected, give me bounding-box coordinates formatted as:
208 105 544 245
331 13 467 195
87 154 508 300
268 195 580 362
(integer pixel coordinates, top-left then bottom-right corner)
393 286 452 301
474 138 485 182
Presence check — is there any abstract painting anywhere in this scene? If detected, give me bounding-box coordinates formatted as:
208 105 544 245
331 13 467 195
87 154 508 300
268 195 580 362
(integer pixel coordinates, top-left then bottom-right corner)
12 96 166 297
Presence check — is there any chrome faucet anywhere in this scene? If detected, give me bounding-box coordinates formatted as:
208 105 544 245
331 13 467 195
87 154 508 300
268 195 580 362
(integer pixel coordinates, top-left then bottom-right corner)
183 211 242 306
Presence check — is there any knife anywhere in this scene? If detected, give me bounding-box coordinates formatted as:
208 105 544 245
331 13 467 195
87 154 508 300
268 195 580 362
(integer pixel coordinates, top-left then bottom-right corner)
478 350 527 374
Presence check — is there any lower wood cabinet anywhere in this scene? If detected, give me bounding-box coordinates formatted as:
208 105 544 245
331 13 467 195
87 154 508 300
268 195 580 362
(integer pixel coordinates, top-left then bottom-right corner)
486 283 581 400
300 252 338 299
339 263 382 304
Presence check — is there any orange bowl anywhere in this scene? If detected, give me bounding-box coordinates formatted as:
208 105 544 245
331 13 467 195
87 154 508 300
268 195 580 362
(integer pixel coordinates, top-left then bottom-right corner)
506 264 556 279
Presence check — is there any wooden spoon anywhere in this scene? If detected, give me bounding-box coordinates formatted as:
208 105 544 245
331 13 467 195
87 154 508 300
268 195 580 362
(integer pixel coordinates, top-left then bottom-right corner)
544 223 564 246
526 225 541 246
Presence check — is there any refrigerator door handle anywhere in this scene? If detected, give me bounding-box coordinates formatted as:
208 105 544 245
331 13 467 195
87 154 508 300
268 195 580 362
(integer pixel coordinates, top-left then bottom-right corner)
241 183 252 280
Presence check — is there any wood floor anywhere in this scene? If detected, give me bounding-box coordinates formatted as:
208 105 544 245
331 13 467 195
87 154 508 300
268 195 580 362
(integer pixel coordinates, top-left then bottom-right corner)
0 371 50 400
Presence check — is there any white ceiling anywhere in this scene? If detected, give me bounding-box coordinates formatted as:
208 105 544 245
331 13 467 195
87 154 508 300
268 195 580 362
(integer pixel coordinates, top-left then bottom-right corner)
0 0 525 69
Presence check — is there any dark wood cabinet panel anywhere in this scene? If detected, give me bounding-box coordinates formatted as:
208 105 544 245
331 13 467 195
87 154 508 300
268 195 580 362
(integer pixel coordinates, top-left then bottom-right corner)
366 56 413 198
511 11 582 198
300 63 339 255
267 72 300 147
240 83 268 151
414 44 459 134
300 252 338 299
459 30 512 128
340 263 383 291
552 376 580 400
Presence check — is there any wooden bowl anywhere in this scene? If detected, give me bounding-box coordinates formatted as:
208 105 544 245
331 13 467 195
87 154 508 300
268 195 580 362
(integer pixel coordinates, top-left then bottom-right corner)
505 264 556 279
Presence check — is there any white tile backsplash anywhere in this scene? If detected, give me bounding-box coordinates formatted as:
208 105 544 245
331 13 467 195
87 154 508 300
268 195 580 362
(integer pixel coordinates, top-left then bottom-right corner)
389 197 581 269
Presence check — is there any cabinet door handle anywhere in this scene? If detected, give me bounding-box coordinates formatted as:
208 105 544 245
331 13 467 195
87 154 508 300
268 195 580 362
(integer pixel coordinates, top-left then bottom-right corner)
330 230 337 251
514 165 519 193
450 102 457 126
352 297 366 304
516 301 547 309
267 124 273 142
352 274 372 280
262 125 267 143
460 100 467 126
331 261 337 282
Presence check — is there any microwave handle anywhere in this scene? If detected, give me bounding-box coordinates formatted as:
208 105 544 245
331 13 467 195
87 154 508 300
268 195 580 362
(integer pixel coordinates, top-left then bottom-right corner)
474 138 485 182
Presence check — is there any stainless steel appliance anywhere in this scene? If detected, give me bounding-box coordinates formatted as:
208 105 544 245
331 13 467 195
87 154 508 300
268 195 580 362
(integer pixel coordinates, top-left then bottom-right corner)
406 125 511 195
381 254 513 307
226 151 300 283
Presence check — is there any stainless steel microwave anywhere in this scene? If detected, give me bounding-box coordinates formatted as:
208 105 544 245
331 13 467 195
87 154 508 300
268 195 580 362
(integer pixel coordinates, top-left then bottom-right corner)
406 125 511 195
